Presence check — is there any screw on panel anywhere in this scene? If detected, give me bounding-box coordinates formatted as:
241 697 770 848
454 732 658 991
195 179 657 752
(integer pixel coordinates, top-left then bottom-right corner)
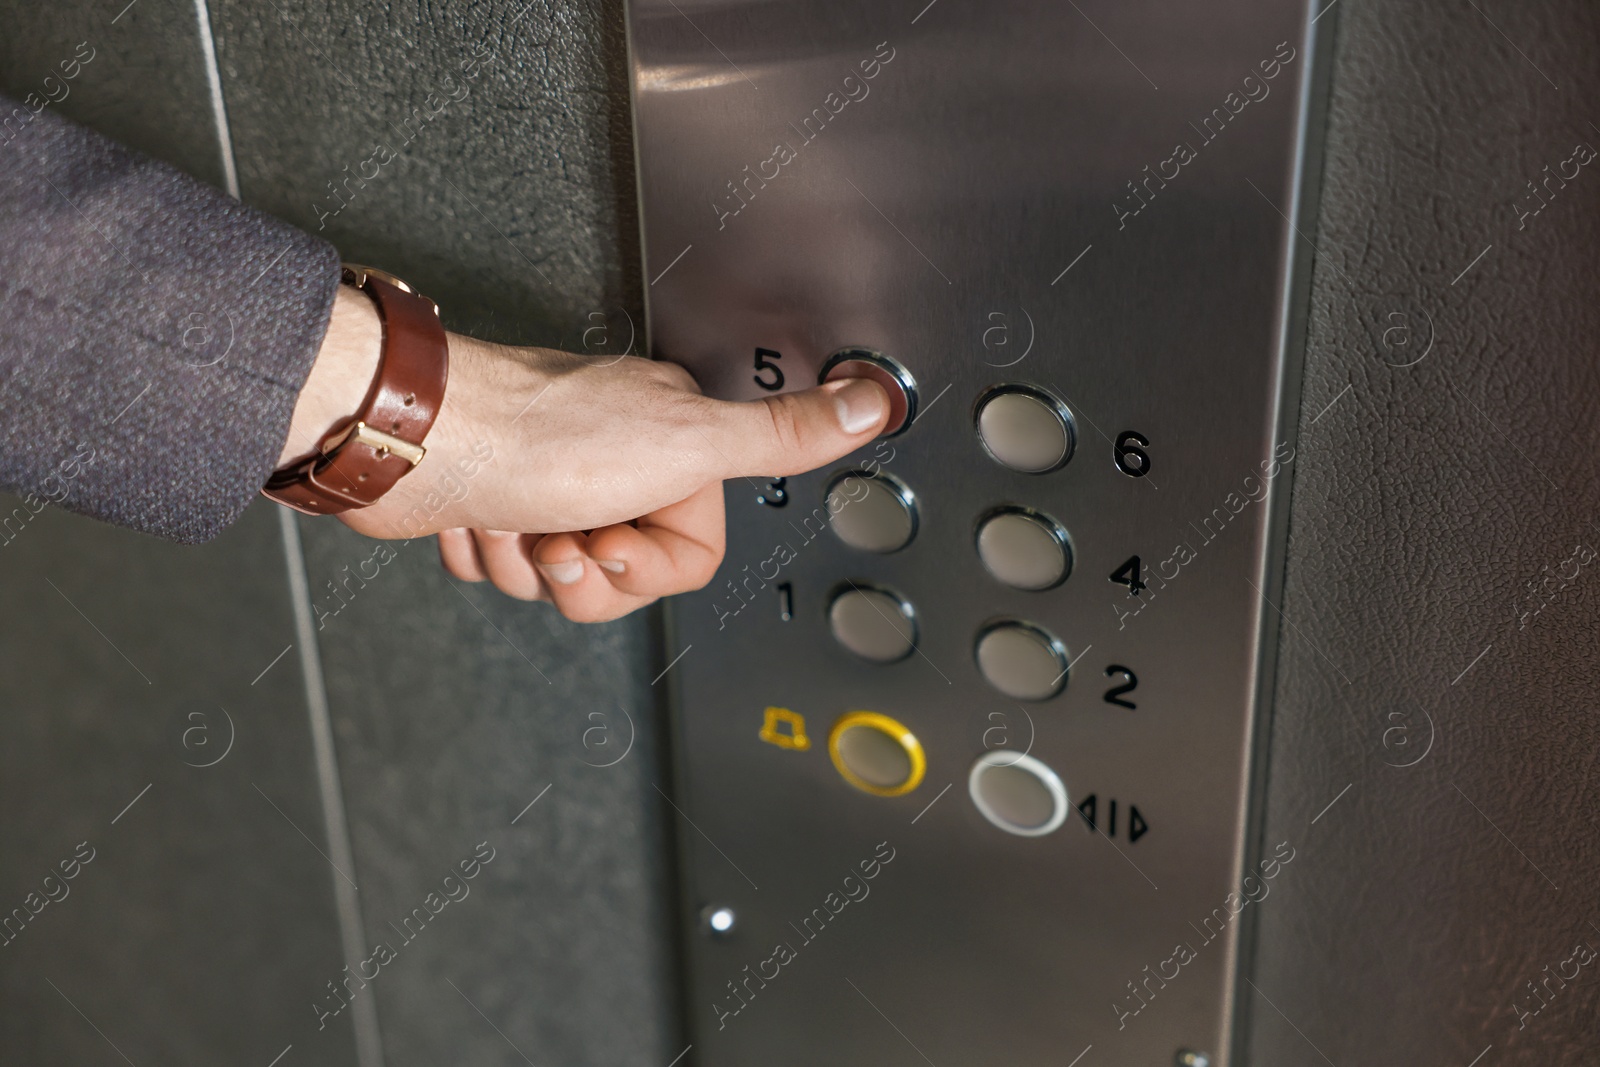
1175 1051 1211 1067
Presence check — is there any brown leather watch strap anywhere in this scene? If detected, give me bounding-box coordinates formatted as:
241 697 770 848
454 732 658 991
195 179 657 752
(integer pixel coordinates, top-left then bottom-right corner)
264 265 449 516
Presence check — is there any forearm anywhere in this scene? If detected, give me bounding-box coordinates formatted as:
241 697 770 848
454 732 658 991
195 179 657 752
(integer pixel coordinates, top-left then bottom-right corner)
0 92 339 542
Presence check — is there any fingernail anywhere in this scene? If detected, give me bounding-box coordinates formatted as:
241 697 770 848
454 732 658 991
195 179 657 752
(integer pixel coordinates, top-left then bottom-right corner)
596 559 626 574
832 378 888 435
539 559 585 585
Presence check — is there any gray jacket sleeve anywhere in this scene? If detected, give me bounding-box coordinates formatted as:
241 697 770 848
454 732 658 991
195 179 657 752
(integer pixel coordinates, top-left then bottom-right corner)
0 92 340 543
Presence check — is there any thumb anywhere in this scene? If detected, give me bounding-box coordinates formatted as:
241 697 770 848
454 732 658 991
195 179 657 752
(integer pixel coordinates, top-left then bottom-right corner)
702 378 891 480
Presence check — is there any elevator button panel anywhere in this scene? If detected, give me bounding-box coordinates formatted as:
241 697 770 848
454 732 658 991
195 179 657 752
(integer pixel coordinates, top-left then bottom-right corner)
975 386 1075 473
975 620 1069 701
633 1 1318 1062
976 508 1071 590
827 472 917 553
827 585 916 663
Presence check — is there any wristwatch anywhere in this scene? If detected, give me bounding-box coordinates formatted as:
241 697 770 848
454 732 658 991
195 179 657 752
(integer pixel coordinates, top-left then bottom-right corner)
263 264 450 515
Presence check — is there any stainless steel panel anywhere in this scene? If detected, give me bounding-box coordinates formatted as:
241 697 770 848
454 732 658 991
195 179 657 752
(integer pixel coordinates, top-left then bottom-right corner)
631 2 1319 1063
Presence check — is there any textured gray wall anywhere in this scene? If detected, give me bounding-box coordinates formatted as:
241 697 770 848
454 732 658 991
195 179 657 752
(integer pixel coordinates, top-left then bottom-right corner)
208 1 678 1065
0 0 230 188
2 1 675 1065
0 3 357 1064
209 0 642 346
295 528 675 1067
1246 1 1600 1064
0 500 358 1067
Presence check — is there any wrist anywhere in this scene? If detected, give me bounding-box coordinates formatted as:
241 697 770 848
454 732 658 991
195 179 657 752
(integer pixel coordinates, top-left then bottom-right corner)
278 284 384 467
330 330 505 538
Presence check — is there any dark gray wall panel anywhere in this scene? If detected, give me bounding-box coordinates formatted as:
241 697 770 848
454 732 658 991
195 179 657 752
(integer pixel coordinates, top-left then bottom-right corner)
0 4 357 1064
296 519 678 1067
0 0 229 187
1248 1 1600 1064
206 0 674 1062
0 501 358 1067
210 0 641 346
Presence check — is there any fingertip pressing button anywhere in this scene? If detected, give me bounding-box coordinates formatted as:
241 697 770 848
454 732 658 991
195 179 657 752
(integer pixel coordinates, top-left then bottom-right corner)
974 620 1069 700
974 385 1074 473
968 751 1069 836
820 348 918 436
829 585 917 663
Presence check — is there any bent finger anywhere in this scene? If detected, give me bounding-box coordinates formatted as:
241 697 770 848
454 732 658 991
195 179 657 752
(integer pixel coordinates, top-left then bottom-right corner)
586 483 725 599
532 531 657 622
472 529 547 601
438 528 489 583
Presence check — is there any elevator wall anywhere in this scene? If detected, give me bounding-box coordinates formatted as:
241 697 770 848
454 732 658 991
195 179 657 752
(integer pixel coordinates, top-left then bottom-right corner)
1248 0 1600 1063
7 1 1600 1065
0 2 677 1065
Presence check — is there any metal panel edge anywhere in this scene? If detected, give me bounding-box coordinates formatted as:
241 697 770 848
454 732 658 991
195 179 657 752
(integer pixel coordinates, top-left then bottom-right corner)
1228 3 1340 1062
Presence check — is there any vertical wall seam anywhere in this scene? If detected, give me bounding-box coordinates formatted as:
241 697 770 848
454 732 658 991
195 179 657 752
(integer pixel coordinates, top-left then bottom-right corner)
276 510 387 1067
191 0 239 197
191 0 384 1062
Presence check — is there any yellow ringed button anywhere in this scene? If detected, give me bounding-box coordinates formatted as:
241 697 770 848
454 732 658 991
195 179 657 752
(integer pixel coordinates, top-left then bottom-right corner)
827 711 926 797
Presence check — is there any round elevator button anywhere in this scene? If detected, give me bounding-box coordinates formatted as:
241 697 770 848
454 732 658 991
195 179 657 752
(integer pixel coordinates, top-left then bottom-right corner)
829 711 926 796
974 386 1074 473
827 472 917 553
976 508 1071 590
819 348 918 436
968 751 1069 836
974 621 1068 700
829 586 917 663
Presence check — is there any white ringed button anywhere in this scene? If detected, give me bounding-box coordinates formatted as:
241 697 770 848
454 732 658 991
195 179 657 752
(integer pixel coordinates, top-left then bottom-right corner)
968 751 1069 836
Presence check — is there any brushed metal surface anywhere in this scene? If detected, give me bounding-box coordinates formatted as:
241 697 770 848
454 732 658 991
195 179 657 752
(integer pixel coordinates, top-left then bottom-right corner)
632 1 1319 1063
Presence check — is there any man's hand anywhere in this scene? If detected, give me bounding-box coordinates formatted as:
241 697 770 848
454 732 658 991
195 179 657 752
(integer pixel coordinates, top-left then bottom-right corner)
280 285 890 622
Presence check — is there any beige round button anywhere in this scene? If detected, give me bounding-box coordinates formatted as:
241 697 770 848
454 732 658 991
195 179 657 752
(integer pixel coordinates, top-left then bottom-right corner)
976 509 1070 590
829 586 916 663
975 387 1073 472
974 621 1067 700
829 711 926 796
969 751 1069 836
827 473 916 553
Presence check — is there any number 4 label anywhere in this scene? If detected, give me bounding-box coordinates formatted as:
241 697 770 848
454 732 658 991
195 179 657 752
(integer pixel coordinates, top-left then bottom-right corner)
1110 555 1146 595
